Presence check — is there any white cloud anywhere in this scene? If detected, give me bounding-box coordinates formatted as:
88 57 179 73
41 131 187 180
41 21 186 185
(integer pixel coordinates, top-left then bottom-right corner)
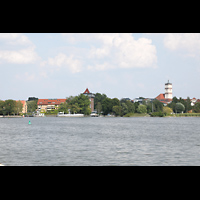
0 47 39 64
61 33 92 44
41 53 82 73
0 33 40 64
61 33 158 71
0 33 33 46
163 33 200 56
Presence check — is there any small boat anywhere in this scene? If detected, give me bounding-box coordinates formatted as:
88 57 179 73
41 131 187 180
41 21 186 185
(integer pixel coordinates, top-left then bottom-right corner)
90 111 99 117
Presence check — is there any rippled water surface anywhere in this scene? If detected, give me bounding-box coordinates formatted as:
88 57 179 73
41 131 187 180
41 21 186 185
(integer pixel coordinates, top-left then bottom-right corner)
0 117 200 166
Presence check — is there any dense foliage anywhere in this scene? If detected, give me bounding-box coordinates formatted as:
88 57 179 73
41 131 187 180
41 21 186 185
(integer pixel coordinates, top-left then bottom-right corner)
193 102 200 113
0 100 23 115
168 97 192 113
64 94 91 115
27 100 38 113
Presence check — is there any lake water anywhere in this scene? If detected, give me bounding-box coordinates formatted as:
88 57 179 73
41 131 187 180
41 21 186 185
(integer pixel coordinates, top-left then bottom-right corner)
0 117 200 166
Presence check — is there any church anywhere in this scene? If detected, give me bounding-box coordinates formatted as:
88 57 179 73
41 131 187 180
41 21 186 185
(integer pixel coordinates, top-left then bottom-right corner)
156 81 173 105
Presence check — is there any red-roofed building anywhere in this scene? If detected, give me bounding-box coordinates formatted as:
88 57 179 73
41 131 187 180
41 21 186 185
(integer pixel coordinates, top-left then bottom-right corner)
156 93 165 101
156 81 173 106
83 88 95 112
155 94 172 106
37 99 66 112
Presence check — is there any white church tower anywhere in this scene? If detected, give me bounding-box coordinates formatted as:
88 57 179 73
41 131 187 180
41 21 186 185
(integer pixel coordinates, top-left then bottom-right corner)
165 80 172 99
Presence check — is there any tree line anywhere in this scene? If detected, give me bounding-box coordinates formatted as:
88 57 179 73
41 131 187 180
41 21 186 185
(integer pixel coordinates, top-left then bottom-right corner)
168 97 200 114
93 93 165 116
93 93 200 117
0 100 23 115
2 94 200 117
26 94 200 116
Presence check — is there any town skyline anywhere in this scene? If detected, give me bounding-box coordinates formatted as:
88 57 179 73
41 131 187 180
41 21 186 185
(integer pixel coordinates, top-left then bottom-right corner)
1 33 200 100
0 82 200 101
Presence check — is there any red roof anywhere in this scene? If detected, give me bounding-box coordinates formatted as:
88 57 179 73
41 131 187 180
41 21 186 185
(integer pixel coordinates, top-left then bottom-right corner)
37 99 66 105
155 93 172 104
83 88 90 94
17 100 26 107
156 93 165 100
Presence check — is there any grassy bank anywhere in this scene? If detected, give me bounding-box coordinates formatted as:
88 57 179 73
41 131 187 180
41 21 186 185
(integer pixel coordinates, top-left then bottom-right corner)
124 112 200 118
151 113 200 117
175 113 200 117
123 113 150 117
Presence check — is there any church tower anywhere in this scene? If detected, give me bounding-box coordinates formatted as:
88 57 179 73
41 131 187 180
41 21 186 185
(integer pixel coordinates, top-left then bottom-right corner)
83 88 95 112
165 80 172 99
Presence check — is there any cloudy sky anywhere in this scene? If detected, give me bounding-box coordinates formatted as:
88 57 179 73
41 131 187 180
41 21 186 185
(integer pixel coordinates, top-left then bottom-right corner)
0 33 200 100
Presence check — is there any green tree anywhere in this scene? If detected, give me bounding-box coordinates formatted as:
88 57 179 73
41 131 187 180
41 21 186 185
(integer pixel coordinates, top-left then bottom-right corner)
172 97 179 103
137 104 147 114
58 102 69 114
185 97 192 113
194 102 200 113
168 97 179 113
0 100 5 115
102 98 113 115
96 102 102 114
168 96 191 113
70 103 80 114
175 103 185 113
134 102 140 112
4 100 16 115
112 105 122 116
163 106 173 115
78 94 91 115
66 94 91 115
27 100 38 113
146 100 153 113
111 98 120 107
152 99 163 112
121 103 128 115
94 93 107 110
125 100 135 113
15 101 23 115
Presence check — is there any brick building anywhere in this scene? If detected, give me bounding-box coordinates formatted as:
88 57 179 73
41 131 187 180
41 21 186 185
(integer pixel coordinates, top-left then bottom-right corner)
82 88 95 112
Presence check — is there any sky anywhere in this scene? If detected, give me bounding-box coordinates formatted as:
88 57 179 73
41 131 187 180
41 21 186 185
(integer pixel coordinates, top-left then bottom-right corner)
0 33 200 100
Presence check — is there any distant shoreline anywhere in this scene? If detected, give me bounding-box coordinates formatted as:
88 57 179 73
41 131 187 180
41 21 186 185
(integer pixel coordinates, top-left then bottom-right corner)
1 113 200 118
0 115 23 118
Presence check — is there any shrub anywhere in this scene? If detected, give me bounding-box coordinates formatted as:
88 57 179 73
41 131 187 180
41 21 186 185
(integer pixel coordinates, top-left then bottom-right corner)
151 111 164 117
175 103 185 113
137 105 147 114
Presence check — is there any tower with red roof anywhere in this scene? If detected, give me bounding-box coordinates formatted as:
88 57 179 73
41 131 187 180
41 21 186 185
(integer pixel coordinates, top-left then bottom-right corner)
83 88 95 112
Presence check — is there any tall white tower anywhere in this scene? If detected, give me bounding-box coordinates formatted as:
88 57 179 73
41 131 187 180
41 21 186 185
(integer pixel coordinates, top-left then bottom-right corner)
165 80 172 99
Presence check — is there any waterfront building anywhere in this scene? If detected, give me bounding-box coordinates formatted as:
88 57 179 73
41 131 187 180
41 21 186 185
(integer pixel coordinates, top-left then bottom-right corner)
20 100 27 113
37 99 66 112
82 88 95 112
